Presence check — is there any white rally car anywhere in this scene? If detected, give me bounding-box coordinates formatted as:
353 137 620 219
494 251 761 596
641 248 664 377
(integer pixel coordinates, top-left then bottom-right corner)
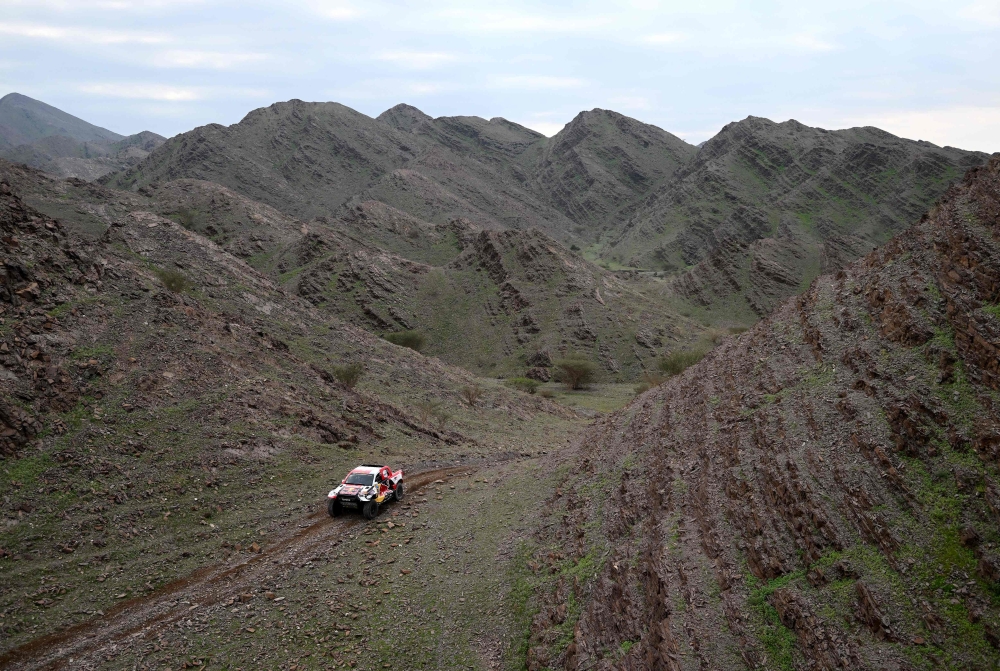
327 464 403 520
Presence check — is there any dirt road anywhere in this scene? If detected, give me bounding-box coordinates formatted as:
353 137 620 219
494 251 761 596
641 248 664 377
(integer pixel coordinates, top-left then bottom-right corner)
1 466 470 670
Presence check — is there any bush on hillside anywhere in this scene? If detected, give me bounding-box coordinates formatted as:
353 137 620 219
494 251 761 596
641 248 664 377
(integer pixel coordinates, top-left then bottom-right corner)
331 362 364 388
461 384 483 407
414 399 442 424
505 377 539 394
385 330 425 352
155 268 192 293
658 349 707 377
634 371 668 395
554 354 597 390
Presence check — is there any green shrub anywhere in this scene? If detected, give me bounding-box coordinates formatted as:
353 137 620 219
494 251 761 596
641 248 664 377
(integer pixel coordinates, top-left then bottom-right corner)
634 371 667 395
538 388 555 399
554 355 597 390
658 349 706 377
155 268 192 293
331 362 364 388
385 330 425 352
506 377 539 394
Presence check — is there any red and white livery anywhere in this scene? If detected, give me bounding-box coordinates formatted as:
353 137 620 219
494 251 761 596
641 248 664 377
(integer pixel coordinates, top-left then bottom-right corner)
327 464 403 519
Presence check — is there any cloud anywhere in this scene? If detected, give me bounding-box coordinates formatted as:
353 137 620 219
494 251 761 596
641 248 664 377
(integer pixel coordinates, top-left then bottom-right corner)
377 51 457 70
958 0 1000 27
76 82 272 102
0 0 204 8
436 9 611 34
493 75 586 90
639 32 684 45
0 21 169 44
608 95 652 111
304 0 362 20
837 106 1000 153
331 79 454 100
788 33 837 52
153 50 268 69
77 83 200 101
522 121 566 137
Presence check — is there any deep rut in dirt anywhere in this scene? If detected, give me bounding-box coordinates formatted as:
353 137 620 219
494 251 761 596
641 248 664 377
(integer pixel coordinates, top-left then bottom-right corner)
0 466 473 670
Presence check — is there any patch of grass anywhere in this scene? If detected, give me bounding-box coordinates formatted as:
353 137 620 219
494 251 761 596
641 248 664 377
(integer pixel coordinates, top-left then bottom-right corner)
330 362 364 388
69 344 115 361
982 303 1000 320
154 268 192 293
745 570 804 671
505 377 539 394
385 330 425 352
658 348 706 376
2 453 53 490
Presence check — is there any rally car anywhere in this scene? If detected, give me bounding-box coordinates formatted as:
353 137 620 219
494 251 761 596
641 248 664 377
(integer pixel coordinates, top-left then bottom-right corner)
327 464 404 520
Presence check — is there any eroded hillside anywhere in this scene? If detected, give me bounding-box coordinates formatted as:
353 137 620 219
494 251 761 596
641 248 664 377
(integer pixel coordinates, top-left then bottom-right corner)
608 117 988 320
0 160 592 669
525 156 1000 669
5 165 705 379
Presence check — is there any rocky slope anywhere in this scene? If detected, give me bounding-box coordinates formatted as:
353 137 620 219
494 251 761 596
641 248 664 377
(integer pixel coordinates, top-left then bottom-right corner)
532 109 696 237
0 157 586 667
607 117 989 318
525 156 1000 669
6 164 709 379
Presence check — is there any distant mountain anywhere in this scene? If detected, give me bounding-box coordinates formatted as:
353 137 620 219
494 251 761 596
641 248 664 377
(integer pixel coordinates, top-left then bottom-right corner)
100 99 991 336
605 116 989 317
532 109 696 236
0 93 165 180
105 99 582 242
0 92 121 146
1 129 166 181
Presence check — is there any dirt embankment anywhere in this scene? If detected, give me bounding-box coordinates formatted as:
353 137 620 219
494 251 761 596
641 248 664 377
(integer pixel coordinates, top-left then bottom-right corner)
527 156 1000 669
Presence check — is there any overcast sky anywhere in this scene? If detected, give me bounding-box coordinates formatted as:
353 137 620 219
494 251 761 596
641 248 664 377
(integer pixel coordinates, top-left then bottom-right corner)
1 0 998 151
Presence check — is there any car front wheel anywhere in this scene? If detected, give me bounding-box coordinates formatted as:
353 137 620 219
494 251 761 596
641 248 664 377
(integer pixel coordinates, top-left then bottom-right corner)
394 483 404 502
363 500 379 520
328 499 341 518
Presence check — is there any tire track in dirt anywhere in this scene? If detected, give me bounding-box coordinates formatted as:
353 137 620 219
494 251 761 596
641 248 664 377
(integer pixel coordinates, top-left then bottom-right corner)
1 466 473 670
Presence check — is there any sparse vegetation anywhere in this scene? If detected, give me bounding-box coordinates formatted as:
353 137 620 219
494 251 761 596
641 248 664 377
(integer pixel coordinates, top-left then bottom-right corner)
554 354 597 390
331 362 364 388
385 330 425 352
633 371 667 395
154 268 192 293
506 377 539 394
460 384 483 407
658 348 707 376
414 399 442 424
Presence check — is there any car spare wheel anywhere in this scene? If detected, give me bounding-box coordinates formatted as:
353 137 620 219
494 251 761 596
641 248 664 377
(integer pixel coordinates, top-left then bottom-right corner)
328 499 341 518
363 500 379 520
394 483 404 502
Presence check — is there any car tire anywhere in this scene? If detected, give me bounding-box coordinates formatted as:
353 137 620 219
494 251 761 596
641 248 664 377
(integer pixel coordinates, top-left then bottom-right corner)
328 499 341 518
363 500 379 520
394 482 404 502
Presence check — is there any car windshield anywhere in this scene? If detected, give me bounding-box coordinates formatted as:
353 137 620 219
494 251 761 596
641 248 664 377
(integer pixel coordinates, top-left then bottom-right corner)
345 473 375 486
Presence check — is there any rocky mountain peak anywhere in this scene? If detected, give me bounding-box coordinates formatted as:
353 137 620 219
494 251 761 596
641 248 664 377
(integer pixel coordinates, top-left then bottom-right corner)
377 103 433 131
